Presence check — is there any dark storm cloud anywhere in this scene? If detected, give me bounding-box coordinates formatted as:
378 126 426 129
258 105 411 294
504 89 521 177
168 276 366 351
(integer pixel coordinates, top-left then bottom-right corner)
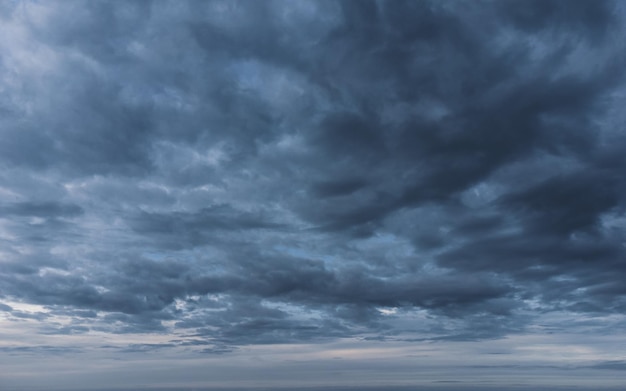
310 177 369 198
501 170 621 235
499 0 615 38
1 0 626 350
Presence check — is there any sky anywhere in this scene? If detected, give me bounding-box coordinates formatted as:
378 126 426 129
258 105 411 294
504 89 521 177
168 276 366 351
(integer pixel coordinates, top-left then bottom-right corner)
1 0 626 390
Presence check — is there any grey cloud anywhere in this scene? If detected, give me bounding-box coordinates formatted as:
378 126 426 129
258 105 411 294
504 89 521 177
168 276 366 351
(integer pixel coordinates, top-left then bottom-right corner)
501 170 621 235
130 205 284 249
119 343 175 353
40 324 90 335
198 345 235 354
0 202 84 218
310 177 369 198
588 360 626 371
498 0 616 38
0 345 83 355
9 310 51 321
1 0 625 355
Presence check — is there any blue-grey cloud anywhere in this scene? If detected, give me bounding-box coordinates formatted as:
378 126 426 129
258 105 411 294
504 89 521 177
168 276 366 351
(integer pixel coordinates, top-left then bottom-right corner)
1 0 625 367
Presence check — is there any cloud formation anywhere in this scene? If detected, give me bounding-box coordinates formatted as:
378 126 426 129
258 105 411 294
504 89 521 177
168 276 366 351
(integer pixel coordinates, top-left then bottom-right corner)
1 0 626 366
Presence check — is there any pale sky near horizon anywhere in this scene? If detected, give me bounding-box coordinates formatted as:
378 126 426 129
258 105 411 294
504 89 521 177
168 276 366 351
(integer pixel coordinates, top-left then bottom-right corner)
1 1 626 390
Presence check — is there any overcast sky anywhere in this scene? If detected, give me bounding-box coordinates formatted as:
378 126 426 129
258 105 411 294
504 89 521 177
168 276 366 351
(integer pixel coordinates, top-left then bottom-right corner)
1 1 626 390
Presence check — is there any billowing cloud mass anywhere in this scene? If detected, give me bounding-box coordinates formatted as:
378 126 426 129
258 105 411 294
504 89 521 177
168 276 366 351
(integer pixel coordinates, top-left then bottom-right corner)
1 1 626 390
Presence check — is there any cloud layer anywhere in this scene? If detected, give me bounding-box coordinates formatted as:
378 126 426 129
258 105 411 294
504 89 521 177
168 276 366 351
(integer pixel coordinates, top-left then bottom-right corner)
1 0 626 360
